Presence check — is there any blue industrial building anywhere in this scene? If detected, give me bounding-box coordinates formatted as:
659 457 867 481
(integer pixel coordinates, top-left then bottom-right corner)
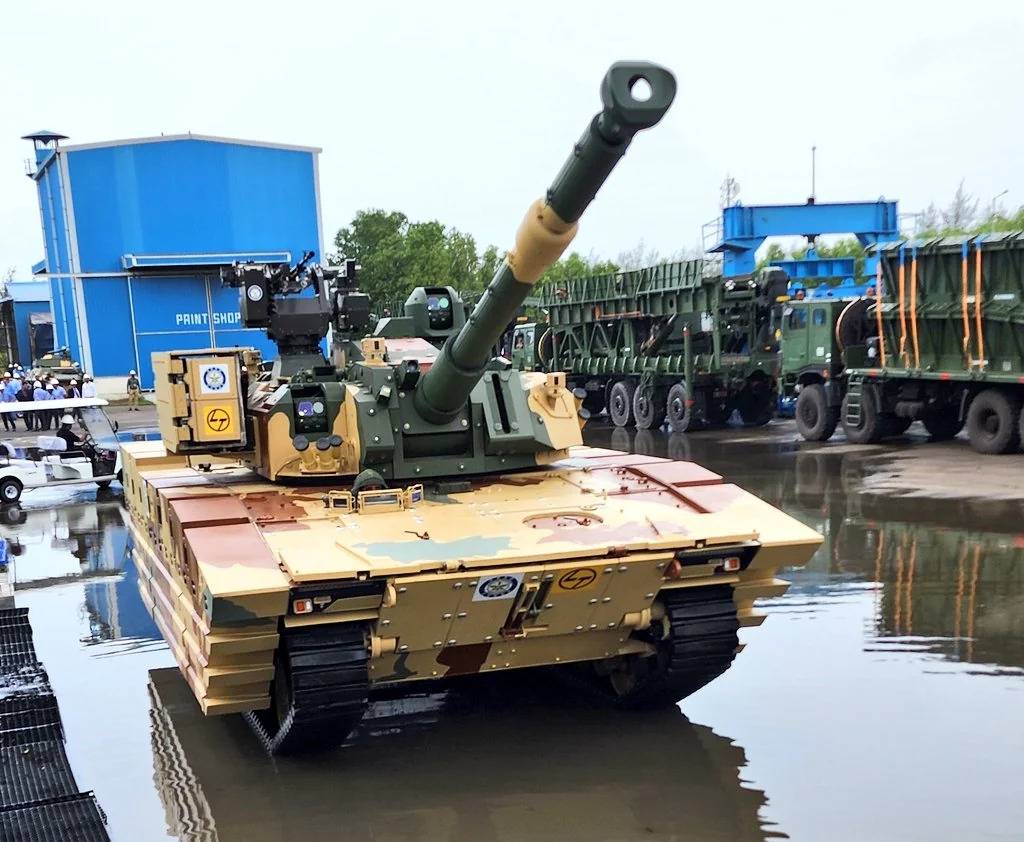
0 280 52 366
24 130 324 390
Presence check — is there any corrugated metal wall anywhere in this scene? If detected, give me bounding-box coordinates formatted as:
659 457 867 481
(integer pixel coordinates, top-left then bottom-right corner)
34 135 322 387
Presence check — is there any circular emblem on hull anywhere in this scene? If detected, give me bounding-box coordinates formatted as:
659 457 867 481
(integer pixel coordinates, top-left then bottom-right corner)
478 575 519 599
202 365 227 392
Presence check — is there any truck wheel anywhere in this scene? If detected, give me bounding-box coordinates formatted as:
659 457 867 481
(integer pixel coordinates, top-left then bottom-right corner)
582 391 605 416
0 478 22 504
737 378 774 426
608 380 635 428
966 389 1022 454
795 384 837 441
633 386 666 430
882 416 913 438
841 387 882 444
666 383 699 433
923 412 963 441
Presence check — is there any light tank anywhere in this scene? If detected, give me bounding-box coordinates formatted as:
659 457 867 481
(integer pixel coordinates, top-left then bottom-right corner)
122 61 822 754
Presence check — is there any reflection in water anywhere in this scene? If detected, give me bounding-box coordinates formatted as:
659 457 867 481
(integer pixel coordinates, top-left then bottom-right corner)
149 669 775 842
2 495 161 645
586 424 1024 674
5 424 1020 840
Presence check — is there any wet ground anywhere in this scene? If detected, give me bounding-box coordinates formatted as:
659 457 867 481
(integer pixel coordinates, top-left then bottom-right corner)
6 419 1024 841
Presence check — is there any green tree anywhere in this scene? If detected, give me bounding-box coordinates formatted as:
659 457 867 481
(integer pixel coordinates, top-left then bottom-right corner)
756 242 786 269
536 251 619 291
333 210 485 306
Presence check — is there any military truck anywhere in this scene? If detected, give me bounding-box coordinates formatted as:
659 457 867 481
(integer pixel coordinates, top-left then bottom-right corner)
523 262 788 431
784 232 1024 453
121 61 821 754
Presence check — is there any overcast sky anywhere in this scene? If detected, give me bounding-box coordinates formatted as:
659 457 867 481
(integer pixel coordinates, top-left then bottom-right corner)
2 0 1022 276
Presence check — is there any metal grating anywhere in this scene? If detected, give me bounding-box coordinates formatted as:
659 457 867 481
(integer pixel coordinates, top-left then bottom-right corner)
0 741 79 808
0 793 109 842
0 609 110 841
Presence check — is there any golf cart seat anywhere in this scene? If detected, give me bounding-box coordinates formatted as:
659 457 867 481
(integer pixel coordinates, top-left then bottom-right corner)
37 436 66 452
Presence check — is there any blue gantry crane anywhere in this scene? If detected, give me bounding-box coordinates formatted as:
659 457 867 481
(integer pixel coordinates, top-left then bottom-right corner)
708 199 901 298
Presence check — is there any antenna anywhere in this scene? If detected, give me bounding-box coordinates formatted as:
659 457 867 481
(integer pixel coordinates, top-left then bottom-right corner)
810 145 817 202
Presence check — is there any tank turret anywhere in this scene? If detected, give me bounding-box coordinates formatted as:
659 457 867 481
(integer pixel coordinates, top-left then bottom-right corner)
153 61 677 486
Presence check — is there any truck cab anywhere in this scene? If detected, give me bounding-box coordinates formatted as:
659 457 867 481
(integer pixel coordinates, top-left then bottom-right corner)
781 299 845 389
509 322 539 371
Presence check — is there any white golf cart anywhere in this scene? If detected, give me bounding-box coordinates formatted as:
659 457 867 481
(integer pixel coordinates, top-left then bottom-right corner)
0 398 121 504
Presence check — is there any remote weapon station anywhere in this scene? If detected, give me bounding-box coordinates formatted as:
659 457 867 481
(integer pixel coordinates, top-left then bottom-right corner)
123 62 821 753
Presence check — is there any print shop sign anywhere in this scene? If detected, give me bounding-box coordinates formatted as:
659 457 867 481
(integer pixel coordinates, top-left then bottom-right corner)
174 311 242 328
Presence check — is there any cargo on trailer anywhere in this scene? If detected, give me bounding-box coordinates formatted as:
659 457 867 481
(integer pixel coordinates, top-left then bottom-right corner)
524 262 789 431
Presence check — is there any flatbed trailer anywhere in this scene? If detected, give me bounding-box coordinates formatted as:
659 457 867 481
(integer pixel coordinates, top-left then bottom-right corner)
520 261 788 432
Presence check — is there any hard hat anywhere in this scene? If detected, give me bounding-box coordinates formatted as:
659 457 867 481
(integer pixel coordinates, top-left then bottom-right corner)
84 375 93 380
129 369 137 375
2 372 9 378
70 379 77 385
60 415 74 425
33 380 41 388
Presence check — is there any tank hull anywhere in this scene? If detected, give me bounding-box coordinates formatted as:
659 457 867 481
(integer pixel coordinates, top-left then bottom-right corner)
123 440 820 720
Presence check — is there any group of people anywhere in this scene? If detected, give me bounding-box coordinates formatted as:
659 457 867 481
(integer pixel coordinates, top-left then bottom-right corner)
0 367 97 433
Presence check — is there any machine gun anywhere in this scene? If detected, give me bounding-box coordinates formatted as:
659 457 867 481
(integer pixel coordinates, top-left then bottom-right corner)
221 255 370 378
157 61 676 484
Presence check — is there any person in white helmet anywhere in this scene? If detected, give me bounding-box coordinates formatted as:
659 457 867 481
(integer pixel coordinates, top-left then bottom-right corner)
126 369 141 411
81 375 96 399
56 414 84 452
0 372 15 433
32 379 51 430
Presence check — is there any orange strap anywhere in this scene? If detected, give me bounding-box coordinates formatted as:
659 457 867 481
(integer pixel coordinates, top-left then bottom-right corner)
960 249 972 368
974 243 985 369
897 251 909 366
909 251 920 369
874 260 886 367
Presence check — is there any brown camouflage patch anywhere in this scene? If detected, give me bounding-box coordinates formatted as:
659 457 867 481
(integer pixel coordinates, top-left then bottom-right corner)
436 642 492 675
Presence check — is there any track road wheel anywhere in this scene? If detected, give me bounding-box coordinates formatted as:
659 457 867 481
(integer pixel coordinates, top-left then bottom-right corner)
666 382 700 433
245 624 370 755
633 385 666 430
0 478 22 505
608 380 636 428
842 388 882 444
966 389 1022 454
795 384 837 442
923 411 963 441
604 586 739 708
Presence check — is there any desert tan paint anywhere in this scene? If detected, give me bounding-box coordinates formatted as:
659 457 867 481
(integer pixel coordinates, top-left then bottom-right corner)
122 441 823 716
507 200 577 284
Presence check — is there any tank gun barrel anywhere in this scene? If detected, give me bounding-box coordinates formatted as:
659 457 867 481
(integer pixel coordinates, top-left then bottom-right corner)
415 61 676 423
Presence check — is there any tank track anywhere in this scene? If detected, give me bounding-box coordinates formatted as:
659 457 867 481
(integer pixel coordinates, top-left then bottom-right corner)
244 623 370 755
567 584 739 708
628 584 741 707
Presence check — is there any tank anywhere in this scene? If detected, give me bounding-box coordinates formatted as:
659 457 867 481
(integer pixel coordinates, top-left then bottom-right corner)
32 346 83 386
122 61 822 754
